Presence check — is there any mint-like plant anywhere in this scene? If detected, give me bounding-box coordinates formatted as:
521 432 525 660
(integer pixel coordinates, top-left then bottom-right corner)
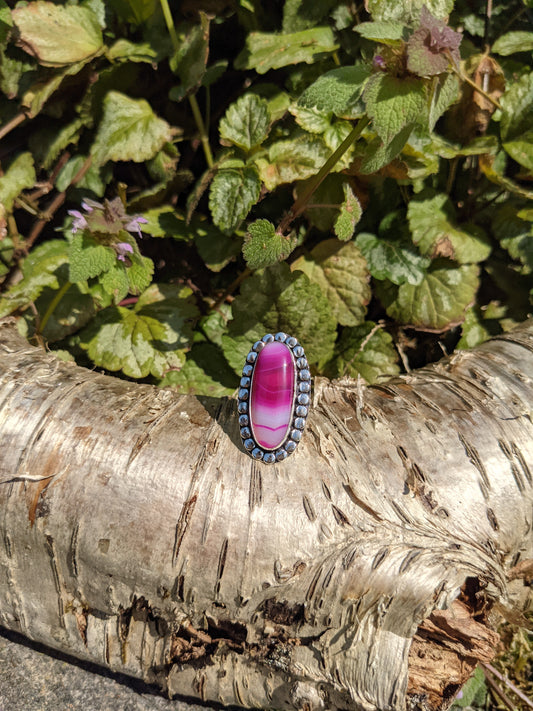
0 0 532 394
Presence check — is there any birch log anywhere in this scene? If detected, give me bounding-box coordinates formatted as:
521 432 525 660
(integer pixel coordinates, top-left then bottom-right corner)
0 318 532 711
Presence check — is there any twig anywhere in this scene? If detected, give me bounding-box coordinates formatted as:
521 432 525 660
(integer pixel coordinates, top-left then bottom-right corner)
38 281 72 335
483 0 493 50
343 322 385 377
446 49 503 111
0 112 26 142
482 662 533 709
159 0 214 168
211 267 251 312
278 115 370 234
26 152 72 202
482 665 517 710
24 155 93 253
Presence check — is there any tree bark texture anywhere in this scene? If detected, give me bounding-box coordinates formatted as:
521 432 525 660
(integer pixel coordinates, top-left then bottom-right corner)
0 319 532 711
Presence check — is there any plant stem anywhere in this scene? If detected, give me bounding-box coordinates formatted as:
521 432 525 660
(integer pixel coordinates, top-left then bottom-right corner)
24 155 93 253
0 112 26 142
38 281 72 335
482 663 533 709
188 94 214 168
158 0 214 168
159 0 179 50
279 115 370 234
446 50 503 111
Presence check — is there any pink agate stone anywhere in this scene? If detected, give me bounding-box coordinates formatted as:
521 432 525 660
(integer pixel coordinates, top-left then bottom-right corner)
250 342 295 450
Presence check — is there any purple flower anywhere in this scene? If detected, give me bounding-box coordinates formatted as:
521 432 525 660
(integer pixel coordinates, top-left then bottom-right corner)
373 54 387 71
67 197 147 238
67 210 88 233
124 216 148 239
115 242 134 262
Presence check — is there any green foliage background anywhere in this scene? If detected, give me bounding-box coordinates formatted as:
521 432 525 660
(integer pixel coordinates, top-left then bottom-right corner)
1 0 533 403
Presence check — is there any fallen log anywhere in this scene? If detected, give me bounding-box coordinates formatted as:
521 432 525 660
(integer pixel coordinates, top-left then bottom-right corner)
0 319 532 710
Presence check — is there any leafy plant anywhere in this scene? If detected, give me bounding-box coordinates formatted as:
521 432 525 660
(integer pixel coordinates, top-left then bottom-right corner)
0 0 532 403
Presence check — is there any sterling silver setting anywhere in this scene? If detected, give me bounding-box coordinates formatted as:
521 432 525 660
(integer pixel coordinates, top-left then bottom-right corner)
238 332 311 464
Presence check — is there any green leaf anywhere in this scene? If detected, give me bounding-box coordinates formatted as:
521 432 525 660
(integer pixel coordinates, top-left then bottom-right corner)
0 237 14 278
68 234 116 283
500 71 533 141
107 0 156 24
91 91 173 166
29 118 85 171
292 239 370 326
222 262 336 370
492 31 533 56
12 1 103 67
0 0 13 48
334 183 362 241
0 152 35 212
492 203 533 269
159 344 236 396
170 14 210 96
235 27 338 74
450 667 488 708
428 73 460 131
408 191 491 264
479 154 533 201
290 104 332 133
354 21 408 44
100 263 129 303
197 229 242 271
376 263 479 331
55 155 108 196
298 65 370 119
323 120 355 168
455 306 501 351
359 123 414 174
503 130 533 173
208 165 261 231
363 74 427 145
255 134 330 190
282 0 338 33
198 304 232 347
430 134 498 159
21 62 88 118
365 0 453 22
243 219 297 269
0 240 69 317
355 232 430 285
301 173 345 232
79 284 199 378
34 274 95 342
219 93 271 152
325 322 399 383
125 255 154 295
106 39 157 63
141 206 191 238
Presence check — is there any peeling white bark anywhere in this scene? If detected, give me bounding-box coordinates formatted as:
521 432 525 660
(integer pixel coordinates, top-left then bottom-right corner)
0 320 532 711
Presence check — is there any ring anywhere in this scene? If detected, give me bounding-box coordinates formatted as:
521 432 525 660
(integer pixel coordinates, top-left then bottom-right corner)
237 333 310 463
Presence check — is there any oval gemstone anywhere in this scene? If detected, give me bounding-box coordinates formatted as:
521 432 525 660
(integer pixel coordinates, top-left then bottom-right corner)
250 341 295 450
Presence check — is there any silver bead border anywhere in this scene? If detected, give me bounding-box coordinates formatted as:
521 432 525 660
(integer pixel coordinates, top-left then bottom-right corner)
238 333 310 464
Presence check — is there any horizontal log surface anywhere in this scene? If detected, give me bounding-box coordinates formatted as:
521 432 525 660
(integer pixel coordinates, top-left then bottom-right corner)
0 320 532 710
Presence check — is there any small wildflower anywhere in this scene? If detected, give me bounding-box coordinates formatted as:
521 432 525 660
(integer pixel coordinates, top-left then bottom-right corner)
124 216 148 240
115 242 134 262
373 55 387 71
67 197 147 238
67 210 88 234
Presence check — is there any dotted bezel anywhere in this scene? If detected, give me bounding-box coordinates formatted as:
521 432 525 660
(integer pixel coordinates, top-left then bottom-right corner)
238 333 310 464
